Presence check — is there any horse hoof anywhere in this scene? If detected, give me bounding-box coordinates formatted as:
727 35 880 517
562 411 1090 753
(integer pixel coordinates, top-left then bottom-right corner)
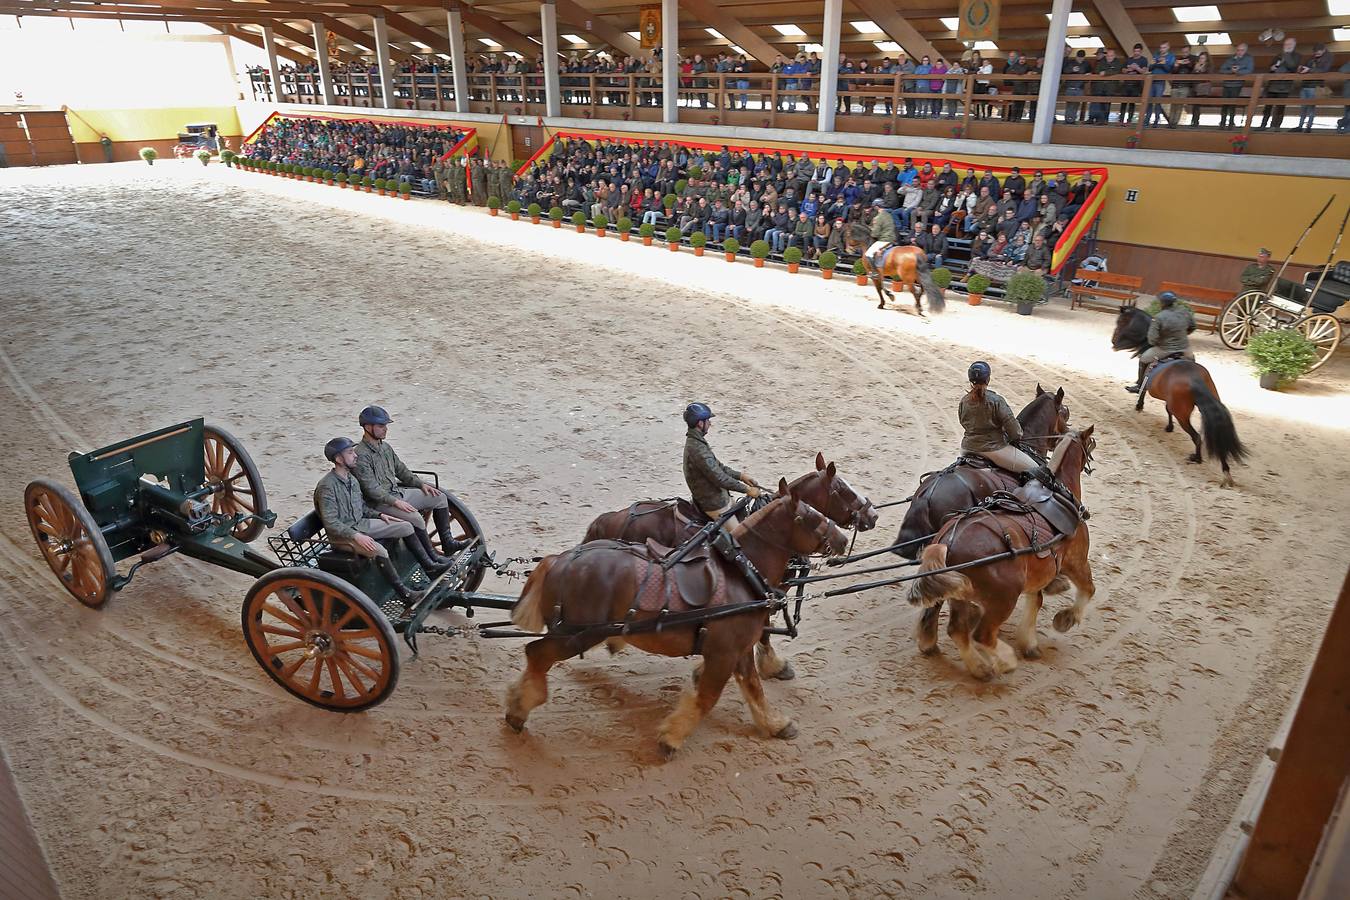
1021 645 1043 660
505 714 526 733
770 661 796 681
775 722 799 740
1221 476 1235 489
1052 610 1078 633
1165 424 1174 432
658 740 678 760
877 302 886 310
918 643 940 657
1188 455 1202 464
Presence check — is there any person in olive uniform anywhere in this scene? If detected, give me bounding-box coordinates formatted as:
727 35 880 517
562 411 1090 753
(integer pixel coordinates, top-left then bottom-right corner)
866 197 897 265
314 437 434 602
449 157 468 204
960 362 1088 519
432 157 450 201
468 156 488 206
1239 248 1275 293
682 403 761 519
1126 291 1196 396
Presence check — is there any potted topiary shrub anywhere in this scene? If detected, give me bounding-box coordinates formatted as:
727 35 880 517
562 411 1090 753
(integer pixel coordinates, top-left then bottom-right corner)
690 230 707 256
336 172 348 188
139 147 158 166
398 181 411 200
751 239 770 268
784 245 803 273
594 213 609 237
666 226 682 251
663 194 676 211
966 273 991 306
1246 328 1318 390
616 215 632 241
528 202 542 224
1004 271 1048 316
932 266 953 290
572 210 587 232
818 250 838 279
674 179 688 195
853 259 868 285
362 175 373 192
723 237 740 262
687 165 702 180
488 195 501 216
640 221 655 246
195 149 211 166
374 177 387 196
507 199 522 220
549 206 564 228
220 150 236 168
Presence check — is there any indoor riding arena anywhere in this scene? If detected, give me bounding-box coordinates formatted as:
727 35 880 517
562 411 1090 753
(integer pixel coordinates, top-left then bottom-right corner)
2 3 1348 899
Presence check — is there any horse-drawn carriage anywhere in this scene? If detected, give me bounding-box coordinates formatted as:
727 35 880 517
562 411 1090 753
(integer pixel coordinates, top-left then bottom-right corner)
1218 262 1349 371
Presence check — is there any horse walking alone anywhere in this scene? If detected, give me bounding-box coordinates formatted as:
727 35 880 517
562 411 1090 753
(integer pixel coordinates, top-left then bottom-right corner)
846 222 946 315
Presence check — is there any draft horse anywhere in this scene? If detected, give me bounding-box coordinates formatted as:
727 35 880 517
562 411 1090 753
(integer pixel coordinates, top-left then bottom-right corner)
846 221 946 314
507 484 849 758
1112 305 1247 487
905 428 1097 679
583 453 879 680
893 385 1073 655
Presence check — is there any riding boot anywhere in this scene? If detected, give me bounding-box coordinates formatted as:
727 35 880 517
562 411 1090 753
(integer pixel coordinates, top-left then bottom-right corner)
403 533 452 578
375 555 427 605
1032 466 1090 521
431 506 469 554
1124 359 1147 393
414 525 454 565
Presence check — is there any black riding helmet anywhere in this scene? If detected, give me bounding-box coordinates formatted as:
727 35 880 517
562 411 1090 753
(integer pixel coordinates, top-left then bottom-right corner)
324 436 356 461
683 402 714 428
1157 290 1178 308
968 361 991 384
359 405 393 426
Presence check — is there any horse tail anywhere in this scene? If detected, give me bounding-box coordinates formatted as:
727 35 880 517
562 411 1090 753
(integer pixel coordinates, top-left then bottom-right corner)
1192 377 1248 467
913 250 946 313
511 555 557 631
904 543 971 608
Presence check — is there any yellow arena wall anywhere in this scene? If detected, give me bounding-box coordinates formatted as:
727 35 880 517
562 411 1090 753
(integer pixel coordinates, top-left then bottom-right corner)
64 106 243 164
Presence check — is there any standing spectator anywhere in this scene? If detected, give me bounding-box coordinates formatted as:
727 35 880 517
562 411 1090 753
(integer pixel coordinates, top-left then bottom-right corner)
1219 43 1255 129
1003 51 1029 120
914 56 933 117
1003 166 1026 198
1261 37 1300 130
1063 50 1090 123
1187 50 1213 127
1339 59 1350 134
944 58 966 118
1121 44 1149 125
930 58 948 118
897 52 917 117
1145 41 1176 127
975 54 995 119
1296 45 1333 131
836 53 855 115
1167 44 1194 127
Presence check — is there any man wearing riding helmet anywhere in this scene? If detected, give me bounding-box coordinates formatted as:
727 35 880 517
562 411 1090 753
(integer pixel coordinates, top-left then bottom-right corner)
865 197 897 268
960 362 1089 519
1126 290 1196 395
682 402 761 519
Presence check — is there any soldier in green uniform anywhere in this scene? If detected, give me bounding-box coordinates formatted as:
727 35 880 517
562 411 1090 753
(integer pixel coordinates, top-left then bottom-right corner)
432 157 449 201
681 403 761 520
1239 248 1275 293
495 160 515 205
469 156 488 206
314 437 437 602
449 157 468 204
865 198 897 267
352 405 465 564
1126 291 1196 397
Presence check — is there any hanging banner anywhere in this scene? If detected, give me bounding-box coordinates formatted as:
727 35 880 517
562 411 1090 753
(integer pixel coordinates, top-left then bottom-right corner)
639 6 662 49
958 0 1000 43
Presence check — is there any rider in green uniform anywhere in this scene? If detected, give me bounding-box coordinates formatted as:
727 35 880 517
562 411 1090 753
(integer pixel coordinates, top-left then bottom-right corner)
682 403 761 519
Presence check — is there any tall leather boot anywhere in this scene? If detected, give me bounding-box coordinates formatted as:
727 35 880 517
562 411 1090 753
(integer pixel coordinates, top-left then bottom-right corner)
1125 359 1147 394
414 525 454 565
431 507 469 554
1031 466 1091 521
403 532 452 578
375 556 427 604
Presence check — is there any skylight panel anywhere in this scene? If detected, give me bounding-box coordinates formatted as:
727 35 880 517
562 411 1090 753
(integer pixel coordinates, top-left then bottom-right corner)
730 45 746 55
874 41 902 53
626 31 639 39
1047 13 1091 26
1334 27 1350 41
1172 6 1221 22
1066 36 1105 49
973 40 999 51
705 27 725 40
1328 0 1350 14
851 20 880 33
940 17 959 30
772 24 806 37
478 38 500 47
1186 32 1232 45
562 34 583 44
803 43 825 54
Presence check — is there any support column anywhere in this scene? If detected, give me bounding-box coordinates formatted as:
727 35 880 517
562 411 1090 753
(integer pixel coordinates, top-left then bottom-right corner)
661 0 678 123
311 21 336 105
1032 0 1072 144
817 0 843 132
261 25 284 103
447 4 471 113
372 15 396 108
540 0 561 117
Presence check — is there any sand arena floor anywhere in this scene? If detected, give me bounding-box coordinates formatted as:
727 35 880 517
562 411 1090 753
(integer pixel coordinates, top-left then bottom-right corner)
0 162 1348 899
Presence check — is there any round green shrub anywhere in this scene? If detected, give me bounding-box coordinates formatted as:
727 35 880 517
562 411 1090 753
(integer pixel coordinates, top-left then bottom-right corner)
674 179 688 195
549 206 564 221
1005 271 1048 306
723 237 741 255
506 199 522 213
751 240 771 259
783 246 803 264
398 182 411 195
487 195 501 209
139 147 157 162
818 250 838 270
616 215 632 233
1246 328 1318 380
594 213 609 230
527 202 542 217
687 165 702 180
665 226 682 244
572 211 586 227
335 172 347 184
1145 297 1194 317
639 221 656 238
853 259 867 275
966 273 992 295
932 266 953 288
663 193 676 209
690 230 707 248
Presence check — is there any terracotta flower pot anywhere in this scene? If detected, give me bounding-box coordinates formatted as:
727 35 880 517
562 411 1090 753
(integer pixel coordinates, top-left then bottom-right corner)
339 182 347 188
510 212 519 221
552 220 561 228
856 274 867 285
643 236 653 246
596 228 606 238
576 224 585 233
489 207 499 216
725 252 736 262
787 262 800 274
619 232 629 242
531 216 540 224
754 258 765 268
968 294 983 306
668 242 679 252
694 246 704 256
821 269 833 280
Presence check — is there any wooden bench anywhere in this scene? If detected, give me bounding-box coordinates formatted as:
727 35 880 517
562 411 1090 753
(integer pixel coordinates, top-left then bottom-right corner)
1067 269 1143 312
1157 281 1233 333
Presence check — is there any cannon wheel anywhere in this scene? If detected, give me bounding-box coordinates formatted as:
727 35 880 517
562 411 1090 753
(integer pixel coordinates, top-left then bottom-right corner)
204 424 268 542
1294 313 1343 372
1219 291 1279 350
242 568 399 712
425 492 488 591
24 479 116 608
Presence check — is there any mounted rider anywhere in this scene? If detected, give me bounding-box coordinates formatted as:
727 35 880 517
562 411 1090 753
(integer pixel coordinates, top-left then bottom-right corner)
960 362 1089 520
865 197 897 270
682 403 761 520
1125 291 1196 395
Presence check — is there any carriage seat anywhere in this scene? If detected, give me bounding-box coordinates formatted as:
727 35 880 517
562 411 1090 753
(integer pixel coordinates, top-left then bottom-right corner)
283 508 369 574
1303 261 1350 314
286 509 323 542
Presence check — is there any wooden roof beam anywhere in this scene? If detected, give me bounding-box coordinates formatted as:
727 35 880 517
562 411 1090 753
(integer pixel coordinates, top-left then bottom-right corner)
553 0 642 58
381 9 450 53
850 0 940 63
678 0 780 67
220 22 312 64
456 5 540 59
1091 0 1148 55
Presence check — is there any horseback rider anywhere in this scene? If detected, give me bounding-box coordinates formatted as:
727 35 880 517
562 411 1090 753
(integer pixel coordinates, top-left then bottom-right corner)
682 403 761 520
865 197 897 269
960 362 1089 520
1126 291 1196 395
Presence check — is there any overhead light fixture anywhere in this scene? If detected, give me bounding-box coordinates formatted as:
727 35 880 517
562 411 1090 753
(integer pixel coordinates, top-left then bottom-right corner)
803 43 825 54
627 31 640 39
874 41 902 53
411 41 432 50
478 38 500 47
772 24 805 37
1327 0 1350 14
1066 36 1105 49
1185 31 1232 45
1171 6 1221 22
505 51 522 59
973 40 998 51
850 20 880 33
1334 27 1350 40
562 33 583 43
1047 12 1091 27
729 44 746 55
940 17 959 30
705 27 725 40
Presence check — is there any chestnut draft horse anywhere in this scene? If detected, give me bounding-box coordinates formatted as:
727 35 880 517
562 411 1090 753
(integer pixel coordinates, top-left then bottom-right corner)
582 453 879 680
893 385 1073 655
846 221 946 314
905 427 1097 679
507 485 849 758
1112 306 1248 487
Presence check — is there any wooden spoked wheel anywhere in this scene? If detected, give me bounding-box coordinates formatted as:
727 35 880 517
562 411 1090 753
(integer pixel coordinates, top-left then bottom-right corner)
1294 314 1342 372
242 569 399 712
24 479 116 609
203 424 268 542
1219 291 1281 350
423 491 488 591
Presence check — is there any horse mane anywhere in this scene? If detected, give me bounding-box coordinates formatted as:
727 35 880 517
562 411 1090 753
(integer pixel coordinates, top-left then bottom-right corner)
732 493 789 535
1048 430 1079 472
1017 391 1054 425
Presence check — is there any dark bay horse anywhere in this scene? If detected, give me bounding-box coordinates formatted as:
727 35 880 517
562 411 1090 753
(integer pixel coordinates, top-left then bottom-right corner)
507 484 849 758
846 221 946 314
583 453 878 679
892 385 1072 654
1112 306 1247 487
905 428 1097 678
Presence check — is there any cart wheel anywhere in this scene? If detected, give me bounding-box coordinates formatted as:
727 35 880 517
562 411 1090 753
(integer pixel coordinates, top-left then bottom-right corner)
1219 291 1274 350
204 424 268 542
425 491 488 591
1294 314 1342 372
242 568 399 712
23 479 116 608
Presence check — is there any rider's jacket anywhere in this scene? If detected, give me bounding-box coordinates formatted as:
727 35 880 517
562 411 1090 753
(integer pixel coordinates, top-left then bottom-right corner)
958 389 1024 453
1148 305 1197 354
683 427 748 513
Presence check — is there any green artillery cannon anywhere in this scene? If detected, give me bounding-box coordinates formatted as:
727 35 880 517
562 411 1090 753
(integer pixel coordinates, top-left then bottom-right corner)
23 419 516 712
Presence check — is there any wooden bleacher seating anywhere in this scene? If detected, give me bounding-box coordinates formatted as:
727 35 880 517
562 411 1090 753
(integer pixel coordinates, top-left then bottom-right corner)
1156 281 1234 333
1067 269 1143 312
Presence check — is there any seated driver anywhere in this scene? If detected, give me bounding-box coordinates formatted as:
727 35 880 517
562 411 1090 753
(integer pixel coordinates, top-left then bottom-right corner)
682 402 761 520
353 405 466 561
